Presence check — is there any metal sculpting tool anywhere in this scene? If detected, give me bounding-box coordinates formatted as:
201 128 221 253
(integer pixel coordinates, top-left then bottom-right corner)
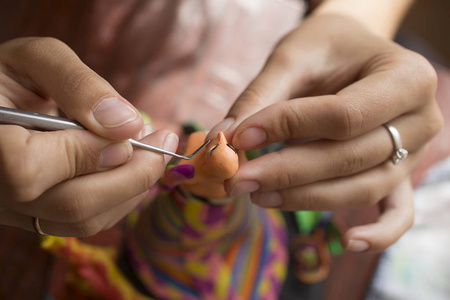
0 106 209 160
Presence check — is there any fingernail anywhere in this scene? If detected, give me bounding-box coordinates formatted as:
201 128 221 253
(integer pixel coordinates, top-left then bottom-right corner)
229 181 260 197
346 240 370 252
93 97 137 128
236 127 267 149
207 117 235 139
163 133 179 164
252 191 283 208
99 142 132 168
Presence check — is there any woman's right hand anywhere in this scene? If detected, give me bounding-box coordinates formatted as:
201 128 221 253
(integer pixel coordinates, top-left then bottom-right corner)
0 37 178 237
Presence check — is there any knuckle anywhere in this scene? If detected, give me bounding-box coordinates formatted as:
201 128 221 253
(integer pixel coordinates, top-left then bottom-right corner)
3 151 42 202
237 88 266 109
424 107 444 140
59 193 94 223
62 66 100 96
16 37 67 59
61 134 99 177
338 143 366 175
291 187 315 211
267 46 295 71
135 159 165 191
9 184 40 203
364 183 383 206
275 169 296 190
299 192 315 211
396 51 438 100
71 219 103 237
11 186 40 203
103 219 119 231
276 103 302 139
140 168 161 192
409 52 438 96
262 152 299 189
330 100 364 140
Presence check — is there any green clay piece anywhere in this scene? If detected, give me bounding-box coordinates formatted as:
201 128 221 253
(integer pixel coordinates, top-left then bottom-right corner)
245 150 258 161
326 223 344 256
328 237 343 256
294 211 322 234
182 123 203 135
139 111 152 125
245 143 285 161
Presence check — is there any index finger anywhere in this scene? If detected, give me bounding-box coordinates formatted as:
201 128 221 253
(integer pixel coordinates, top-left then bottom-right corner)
11 130 177 223
231 51 437 150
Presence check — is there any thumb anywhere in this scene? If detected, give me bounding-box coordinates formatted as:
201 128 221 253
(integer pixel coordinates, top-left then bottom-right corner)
1 37 143 141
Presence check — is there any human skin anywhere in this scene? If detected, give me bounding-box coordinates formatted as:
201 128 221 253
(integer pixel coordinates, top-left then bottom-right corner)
207 0 444 252
0 37 179 237
0 0 443 249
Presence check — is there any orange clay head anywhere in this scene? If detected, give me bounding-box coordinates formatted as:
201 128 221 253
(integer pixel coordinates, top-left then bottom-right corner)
206 131 239 179
176 131 239 199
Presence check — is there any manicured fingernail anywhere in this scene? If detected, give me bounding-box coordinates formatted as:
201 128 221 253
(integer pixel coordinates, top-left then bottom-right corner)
163 133 179 164
252 191 283 208
236 127 267 149
93 97 137 128
346 240 370 252
207 118 235 139
229 181 260 197
99 142 132 168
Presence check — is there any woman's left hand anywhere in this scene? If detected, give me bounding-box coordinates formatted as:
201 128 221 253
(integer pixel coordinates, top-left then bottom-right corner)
208 14 443 252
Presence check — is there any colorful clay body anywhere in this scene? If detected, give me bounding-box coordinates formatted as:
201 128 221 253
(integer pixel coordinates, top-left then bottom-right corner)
125 131 288 299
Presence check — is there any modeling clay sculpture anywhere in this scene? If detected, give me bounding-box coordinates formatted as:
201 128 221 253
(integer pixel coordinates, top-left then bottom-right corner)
41 129 341 300
162 131 239 200
124 131 288 299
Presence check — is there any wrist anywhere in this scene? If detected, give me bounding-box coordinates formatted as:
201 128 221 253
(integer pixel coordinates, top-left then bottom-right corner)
310 0 413 39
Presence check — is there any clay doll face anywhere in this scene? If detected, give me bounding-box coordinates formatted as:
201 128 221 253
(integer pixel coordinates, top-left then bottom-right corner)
177 131 239 199
205 131 238 179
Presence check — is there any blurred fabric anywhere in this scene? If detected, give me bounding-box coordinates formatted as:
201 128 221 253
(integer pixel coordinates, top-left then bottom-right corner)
0 1 449 300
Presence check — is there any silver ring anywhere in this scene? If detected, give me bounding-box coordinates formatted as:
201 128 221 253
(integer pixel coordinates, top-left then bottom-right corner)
32 217 48 236
383 123 408 165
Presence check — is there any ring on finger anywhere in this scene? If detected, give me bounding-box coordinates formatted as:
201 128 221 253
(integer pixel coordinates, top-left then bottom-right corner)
32 217 49 236
383 123 408 165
